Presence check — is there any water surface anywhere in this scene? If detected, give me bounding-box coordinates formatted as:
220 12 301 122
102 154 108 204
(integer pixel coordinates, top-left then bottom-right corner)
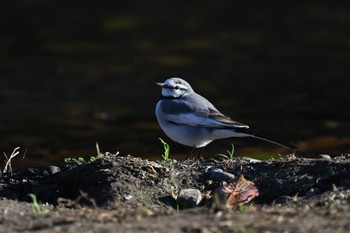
1 1 349 166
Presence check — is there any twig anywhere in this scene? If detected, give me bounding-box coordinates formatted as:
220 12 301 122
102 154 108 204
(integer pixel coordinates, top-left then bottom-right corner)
3 147 20 175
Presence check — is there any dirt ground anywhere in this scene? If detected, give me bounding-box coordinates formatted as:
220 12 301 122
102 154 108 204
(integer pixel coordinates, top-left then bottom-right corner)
0 154 350 233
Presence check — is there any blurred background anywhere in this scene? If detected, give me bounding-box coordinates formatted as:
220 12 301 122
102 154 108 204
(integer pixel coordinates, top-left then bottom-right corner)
1 0 349 167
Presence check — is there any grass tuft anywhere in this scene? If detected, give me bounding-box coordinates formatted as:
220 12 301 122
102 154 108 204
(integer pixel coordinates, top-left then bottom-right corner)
28 193 49 214
159 138 171 162
216 144 235 160
64 142 108 165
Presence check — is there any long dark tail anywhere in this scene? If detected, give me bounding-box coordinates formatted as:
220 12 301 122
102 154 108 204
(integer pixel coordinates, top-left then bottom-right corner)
238 129 297 151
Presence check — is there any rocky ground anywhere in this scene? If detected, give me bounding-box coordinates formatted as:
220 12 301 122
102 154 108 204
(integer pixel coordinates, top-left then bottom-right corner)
0 154 350 233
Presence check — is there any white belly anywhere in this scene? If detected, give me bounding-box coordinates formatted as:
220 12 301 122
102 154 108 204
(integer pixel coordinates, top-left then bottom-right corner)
155 102 247 148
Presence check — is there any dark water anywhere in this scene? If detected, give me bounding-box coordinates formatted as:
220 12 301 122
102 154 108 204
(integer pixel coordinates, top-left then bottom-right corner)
1 1 350 167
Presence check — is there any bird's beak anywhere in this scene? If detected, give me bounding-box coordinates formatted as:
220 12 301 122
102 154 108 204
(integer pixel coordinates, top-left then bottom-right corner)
156 82 164 87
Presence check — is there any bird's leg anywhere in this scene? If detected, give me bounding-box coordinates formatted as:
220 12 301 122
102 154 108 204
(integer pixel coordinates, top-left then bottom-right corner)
186 147 196 160
196 147 204 159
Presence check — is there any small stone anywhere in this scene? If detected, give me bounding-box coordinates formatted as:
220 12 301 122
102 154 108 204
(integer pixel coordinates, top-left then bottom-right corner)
177 189 202 209
320 154 331 160
124 194 133 201
48 166 61 174
305 188 320 198
203 169 235 182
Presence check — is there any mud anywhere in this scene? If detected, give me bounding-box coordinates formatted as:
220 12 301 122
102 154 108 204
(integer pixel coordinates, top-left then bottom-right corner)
0 154 349 232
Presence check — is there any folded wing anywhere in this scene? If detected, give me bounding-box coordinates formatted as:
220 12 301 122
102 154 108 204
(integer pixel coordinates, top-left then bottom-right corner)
165 107 249 129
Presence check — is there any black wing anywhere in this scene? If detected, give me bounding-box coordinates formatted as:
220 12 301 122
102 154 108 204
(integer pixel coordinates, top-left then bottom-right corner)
208 108 249 128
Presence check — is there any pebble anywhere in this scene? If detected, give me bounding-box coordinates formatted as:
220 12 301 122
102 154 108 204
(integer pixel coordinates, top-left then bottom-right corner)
124 194 133 201
202 169 235 182
305 187 320 198
48 166 61 174
176 189 202 209
319 154 331 160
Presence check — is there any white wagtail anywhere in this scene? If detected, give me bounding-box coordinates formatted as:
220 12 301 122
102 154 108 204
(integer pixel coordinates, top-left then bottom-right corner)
155 77 296 157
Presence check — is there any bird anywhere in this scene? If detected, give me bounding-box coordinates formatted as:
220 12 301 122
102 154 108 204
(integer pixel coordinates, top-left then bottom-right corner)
155 77 296 158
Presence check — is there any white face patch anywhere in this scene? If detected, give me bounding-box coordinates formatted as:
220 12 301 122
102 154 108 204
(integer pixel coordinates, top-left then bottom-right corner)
161 80 189 98
161 87 181 97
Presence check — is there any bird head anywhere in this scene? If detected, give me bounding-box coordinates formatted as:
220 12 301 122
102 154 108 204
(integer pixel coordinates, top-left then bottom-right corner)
156 77 193 98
